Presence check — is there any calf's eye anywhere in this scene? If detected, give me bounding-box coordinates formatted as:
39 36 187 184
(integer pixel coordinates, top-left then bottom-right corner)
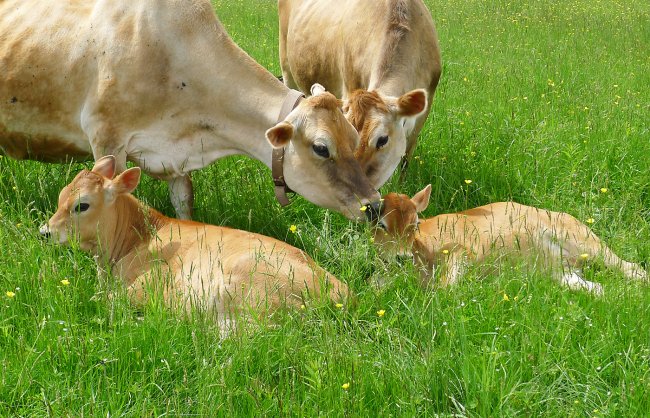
312 143 330 158
376 136 389 149
74 203 90 213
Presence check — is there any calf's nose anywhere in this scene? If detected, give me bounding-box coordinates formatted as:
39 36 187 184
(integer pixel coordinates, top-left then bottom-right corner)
364 200 382 223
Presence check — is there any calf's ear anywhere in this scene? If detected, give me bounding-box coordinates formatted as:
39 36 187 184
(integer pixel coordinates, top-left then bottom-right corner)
411 184 431 213
109 167 141 195
92 155 117 179
397 89 428 117
266 121 294 149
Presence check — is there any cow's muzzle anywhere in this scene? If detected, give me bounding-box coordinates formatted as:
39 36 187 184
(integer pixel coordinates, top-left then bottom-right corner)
364 201 382 223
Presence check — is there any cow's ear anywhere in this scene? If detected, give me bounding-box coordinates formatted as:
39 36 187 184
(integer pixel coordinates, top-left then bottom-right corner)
411 184 431 213
266 121 294 149
397 89 427 117
92 155 116 179
109 167 141 195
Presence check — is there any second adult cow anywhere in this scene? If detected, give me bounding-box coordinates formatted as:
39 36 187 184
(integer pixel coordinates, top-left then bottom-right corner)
279 0 442 187
0 0 380 220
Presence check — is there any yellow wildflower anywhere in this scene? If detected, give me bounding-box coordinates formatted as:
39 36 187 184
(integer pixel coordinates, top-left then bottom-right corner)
61 279 70 286
300 304 306 310
360 205 368 212
342 382 350 390
600 188 608 193
503 293 510 301
586 218 595 224
335 303 343 309
580 253 589 260
6 291 16 298
377 309 386 318
464 179 472 185
289 225 297 234
442 249 449 255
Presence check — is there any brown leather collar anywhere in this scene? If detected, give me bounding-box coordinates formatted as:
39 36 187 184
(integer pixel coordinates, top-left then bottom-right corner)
272 89 304 206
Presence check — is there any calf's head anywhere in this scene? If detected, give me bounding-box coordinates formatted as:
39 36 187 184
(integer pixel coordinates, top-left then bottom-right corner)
266 85 380 220
39 156 141 253
373 184 431 258
345 89 427 188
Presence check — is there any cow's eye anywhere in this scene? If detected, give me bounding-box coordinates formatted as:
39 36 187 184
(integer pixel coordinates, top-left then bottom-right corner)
74 202 90 213
312 143 330 158
376 135 389 149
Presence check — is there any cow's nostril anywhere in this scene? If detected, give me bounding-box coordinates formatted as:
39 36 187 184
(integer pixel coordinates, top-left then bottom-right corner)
365 201 382 222
39 225 51 239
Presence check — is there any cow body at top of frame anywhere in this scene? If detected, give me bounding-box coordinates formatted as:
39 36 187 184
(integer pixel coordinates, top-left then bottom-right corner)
0 0 380 220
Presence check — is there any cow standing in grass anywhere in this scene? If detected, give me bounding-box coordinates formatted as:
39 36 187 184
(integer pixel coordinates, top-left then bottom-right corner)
372 185 648 293
279 0 442 187
0 0 380 220
39 156 348 332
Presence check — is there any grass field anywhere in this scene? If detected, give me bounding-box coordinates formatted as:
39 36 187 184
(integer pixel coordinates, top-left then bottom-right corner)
1 0 649 415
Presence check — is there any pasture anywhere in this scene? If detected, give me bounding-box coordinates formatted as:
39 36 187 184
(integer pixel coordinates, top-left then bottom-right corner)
1 0 649 415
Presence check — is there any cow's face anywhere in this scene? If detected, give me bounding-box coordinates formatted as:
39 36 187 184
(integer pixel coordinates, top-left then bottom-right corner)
372 185 431 258
266 87 380 221
345 89 427 188
39 156 141 252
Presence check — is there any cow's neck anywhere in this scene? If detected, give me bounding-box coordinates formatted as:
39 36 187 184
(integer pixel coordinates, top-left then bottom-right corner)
202 37 290 169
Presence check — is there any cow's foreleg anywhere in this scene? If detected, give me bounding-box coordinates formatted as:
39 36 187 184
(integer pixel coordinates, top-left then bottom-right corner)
168 174 194 220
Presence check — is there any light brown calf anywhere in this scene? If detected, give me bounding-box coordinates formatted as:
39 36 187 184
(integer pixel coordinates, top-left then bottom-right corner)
373 185 648 294
40 156 348 332
279 0 442 186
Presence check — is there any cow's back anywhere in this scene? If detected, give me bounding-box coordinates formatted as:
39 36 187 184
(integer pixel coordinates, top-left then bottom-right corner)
280 0 441 98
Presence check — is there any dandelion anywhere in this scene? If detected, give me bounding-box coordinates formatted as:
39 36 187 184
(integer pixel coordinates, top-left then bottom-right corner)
335 303 343 309
300 304 306 310
6 291 15 298
586 218 595 224
289 225 297 234
16 223 22 228
503 293 510 301
60 279 70 286
580 253 589 260
442 249 449 255
464 179 472 185
600 188 608 193
342 382 350 390
377 309 386 318
359 205 367 212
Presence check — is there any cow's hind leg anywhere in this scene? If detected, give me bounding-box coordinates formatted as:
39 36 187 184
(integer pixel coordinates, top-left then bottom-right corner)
168 174 194 220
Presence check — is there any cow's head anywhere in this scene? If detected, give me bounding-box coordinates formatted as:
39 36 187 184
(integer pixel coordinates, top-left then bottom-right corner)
39 156 141 253
344 89 427 188
372 184 431 258
265 84 381 221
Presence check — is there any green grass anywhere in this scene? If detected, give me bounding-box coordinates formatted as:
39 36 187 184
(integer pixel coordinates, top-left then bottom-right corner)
1 0 649 415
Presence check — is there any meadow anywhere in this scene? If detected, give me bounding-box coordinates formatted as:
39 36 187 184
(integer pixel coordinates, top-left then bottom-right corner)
1 0 649 415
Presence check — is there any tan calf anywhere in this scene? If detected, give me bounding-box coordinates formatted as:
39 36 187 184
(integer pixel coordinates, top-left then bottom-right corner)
279 0 442 187
373 185 648 294
40 156 348 332
1 0 380 220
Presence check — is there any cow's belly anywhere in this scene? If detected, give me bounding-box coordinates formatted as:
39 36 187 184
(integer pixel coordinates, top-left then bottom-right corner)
0 122 91 163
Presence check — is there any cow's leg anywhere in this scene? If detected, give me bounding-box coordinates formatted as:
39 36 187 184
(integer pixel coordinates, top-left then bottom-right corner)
168 174 194 220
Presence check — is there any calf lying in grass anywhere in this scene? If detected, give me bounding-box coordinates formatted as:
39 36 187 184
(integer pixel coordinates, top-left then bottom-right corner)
40 156 347 331
372 185 648 294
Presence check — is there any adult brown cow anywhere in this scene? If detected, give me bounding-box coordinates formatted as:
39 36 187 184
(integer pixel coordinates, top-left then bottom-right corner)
279 0 442 187
0 0 380 220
